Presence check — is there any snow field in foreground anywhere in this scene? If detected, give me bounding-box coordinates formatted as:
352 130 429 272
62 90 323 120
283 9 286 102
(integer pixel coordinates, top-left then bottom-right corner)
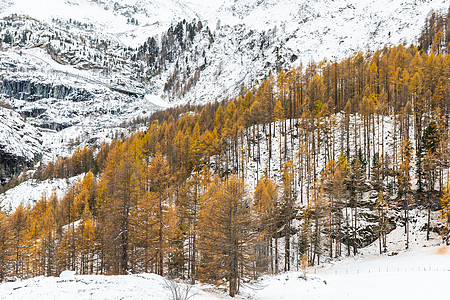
0 245 448 299
0 272 230 300
245 245 450 300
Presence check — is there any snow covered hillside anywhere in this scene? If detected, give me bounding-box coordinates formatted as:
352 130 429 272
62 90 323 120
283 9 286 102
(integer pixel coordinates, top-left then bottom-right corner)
0 174 83 212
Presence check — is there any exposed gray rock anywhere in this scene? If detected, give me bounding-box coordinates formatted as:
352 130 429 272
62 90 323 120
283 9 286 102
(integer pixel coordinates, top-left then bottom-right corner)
0 77 95 102
0 107 42 183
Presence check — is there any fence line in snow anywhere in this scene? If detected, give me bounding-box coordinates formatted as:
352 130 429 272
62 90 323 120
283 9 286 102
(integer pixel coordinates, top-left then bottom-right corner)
312 266 450 276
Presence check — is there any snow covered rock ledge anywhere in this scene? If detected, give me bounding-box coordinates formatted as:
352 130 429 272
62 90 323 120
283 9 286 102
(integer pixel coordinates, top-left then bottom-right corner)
0 106 42 183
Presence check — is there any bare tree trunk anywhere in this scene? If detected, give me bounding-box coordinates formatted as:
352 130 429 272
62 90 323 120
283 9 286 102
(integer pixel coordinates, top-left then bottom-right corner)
353 194 358 255
269 238 273 274
158 193 164 276
426 192 431 241
274 238 278 274
405 193 409 250
284 221 290 272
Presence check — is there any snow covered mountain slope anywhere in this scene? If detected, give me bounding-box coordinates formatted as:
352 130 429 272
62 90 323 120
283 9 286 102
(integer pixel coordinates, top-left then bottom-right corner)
0 0 447 173
0 0 201 47
0 44 158 162
0 174 83 212
1 0 448 104
2 0 447 55
216 0 447 61
0 106 42 183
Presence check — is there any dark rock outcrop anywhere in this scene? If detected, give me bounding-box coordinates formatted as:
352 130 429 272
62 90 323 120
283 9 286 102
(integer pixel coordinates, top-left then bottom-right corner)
0 107 42 184
0 77 95 102
0 148 40 184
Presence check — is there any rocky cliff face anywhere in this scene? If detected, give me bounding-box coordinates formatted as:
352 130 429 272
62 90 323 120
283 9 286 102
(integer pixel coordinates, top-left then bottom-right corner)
0 106 42 183
0 149 28 185
0 77 95 102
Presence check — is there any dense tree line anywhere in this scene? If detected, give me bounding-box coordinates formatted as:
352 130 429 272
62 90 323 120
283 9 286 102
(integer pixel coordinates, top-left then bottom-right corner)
0 42 449 297
418 8 450 55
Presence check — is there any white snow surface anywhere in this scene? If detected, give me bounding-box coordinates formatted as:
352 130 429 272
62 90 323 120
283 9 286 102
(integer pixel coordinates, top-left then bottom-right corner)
0 272 238 300
244 244 450 300
0 174 83 212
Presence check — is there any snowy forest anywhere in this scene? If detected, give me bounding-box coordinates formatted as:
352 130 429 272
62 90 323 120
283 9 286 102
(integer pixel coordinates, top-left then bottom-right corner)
0 9 450 298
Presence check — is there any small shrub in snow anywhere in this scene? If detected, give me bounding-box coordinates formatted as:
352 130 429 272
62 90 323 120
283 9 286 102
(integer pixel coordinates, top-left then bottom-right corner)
163 278 195 300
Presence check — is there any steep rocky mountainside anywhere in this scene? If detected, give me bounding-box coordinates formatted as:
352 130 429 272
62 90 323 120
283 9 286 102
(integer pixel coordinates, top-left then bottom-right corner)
0 0 448 180
0 106 42 184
